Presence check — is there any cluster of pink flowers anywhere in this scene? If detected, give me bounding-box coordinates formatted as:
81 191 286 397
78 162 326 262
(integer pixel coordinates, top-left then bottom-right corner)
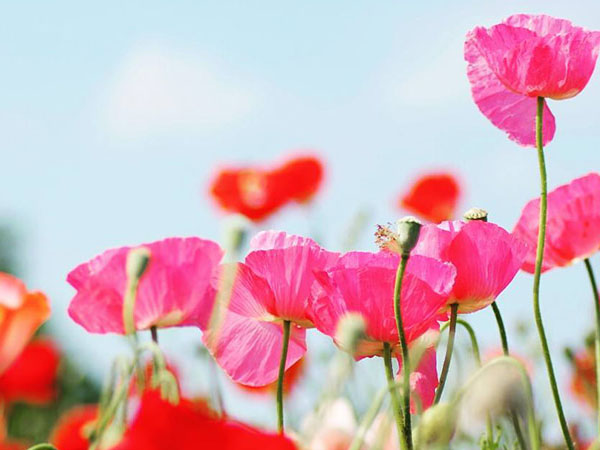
10 11 600 450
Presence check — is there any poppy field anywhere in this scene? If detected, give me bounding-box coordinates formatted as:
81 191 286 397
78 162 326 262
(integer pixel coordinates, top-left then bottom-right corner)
2 8 600 450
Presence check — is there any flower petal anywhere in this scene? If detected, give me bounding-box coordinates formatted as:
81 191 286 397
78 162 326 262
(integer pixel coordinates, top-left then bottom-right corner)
465 25 556 146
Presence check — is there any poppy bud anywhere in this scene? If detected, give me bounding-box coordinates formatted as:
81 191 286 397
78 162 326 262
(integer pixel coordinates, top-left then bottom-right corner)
414 402 456 448
335 313 367 356
396 216 422 255
463 207 488 222
126 247 151 281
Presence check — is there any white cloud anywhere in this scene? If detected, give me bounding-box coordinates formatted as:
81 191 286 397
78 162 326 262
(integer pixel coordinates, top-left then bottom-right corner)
102 43 258 138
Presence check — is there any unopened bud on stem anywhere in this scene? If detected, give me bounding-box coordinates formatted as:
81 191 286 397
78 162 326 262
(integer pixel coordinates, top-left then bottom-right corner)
396 216 422 255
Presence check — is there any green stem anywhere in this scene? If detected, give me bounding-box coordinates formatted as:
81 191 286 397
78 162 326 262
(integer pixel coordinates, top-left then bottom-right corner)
434 303 458 404
491 302 509 355
393 253 413 450
122 278 140 335
276 320 291 434
441 319 481 364
584 258 600 434
26 445 58 450
383 342 407 450
532 96 574 450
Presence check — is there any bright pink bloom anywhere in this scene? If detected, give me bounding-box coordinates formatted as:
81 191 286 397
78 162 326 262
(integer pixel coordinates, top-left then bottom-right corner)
310 251 455 410
68 237 223 334
465 14 600 146
202 231 338 386
413 220 527 313
513 173 600 273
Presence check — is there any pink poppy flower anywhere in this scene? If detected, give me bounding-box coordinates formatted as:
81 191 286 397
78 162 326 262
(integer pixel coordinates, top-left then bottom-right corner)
202 231 339 386
67 237 223 334
465 14 600 146
310 251 455 410
513 173 600 273
413 220 527 313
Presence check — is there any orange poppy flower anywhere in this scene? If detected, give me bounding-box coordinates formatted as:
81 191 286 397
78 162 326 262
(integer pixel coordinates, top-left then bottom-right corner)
399 172 461 223
0 273 51 374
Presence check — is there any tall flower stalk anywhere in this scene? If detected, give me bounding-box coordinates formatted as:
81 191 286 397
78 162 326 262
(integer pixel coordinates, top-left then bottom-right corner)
532 96 574 450
393 253 412 450
276 320 291 434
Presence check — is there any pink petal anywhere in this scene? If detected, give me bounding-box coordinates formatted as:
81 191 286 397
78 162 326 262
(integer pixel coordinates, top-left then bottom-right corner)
465 25 556 146
415 221 527 313
202 263 306 386
249 230 320 250
67 237 223 334
311 252 454 357
244 234 339 325
447 222 527 312
397 345 438 413
513 172 600 273
499 33 600 100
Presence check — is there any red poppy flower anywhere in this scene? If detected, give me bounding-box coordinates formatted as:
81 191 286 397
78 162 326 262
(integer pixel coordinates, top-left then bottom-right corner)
272 156 324 203
399 172 461 223
50 405 98 450
569 348 597 410
0 338 60 404
235 357 305 397
111 390 296 450
209 154 325 222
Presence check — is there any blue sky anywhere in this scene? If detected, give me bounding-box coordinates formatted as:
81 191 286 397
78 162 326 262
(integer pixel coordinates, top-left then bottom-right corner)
2 0 600 437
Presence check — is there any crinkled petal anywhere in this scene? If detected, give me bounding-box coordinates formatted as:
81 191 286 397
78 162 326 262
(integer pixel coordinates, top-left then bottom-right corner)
447 221 527 312
514 172 600 273
245 233 338 324
499 33 600 99
249 230 321 251
202 263 306 386
397 346 438 413
311 253 454 357
67 237 223 334
465 26 556 146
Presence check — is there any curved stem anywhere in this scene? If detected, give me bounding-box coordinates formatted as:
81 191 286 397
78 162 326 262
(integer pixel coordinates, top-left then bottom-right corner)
491 302 509 355
440 318 481 364
434 303 458 404
276 320 291 434
393 253 413 450
383 342 407 450
532 96 574 450
584 258 600 434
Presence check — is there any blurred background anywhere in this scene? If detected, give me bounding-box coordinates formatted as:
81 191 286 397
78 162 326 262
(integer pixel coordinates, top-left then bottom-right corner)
1 0 600 444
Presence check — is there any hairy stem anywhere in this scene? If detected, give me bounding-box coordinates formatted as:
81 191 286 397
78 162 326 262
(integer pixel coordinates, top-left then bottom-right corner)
532 96 574 450
276 320 291 434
